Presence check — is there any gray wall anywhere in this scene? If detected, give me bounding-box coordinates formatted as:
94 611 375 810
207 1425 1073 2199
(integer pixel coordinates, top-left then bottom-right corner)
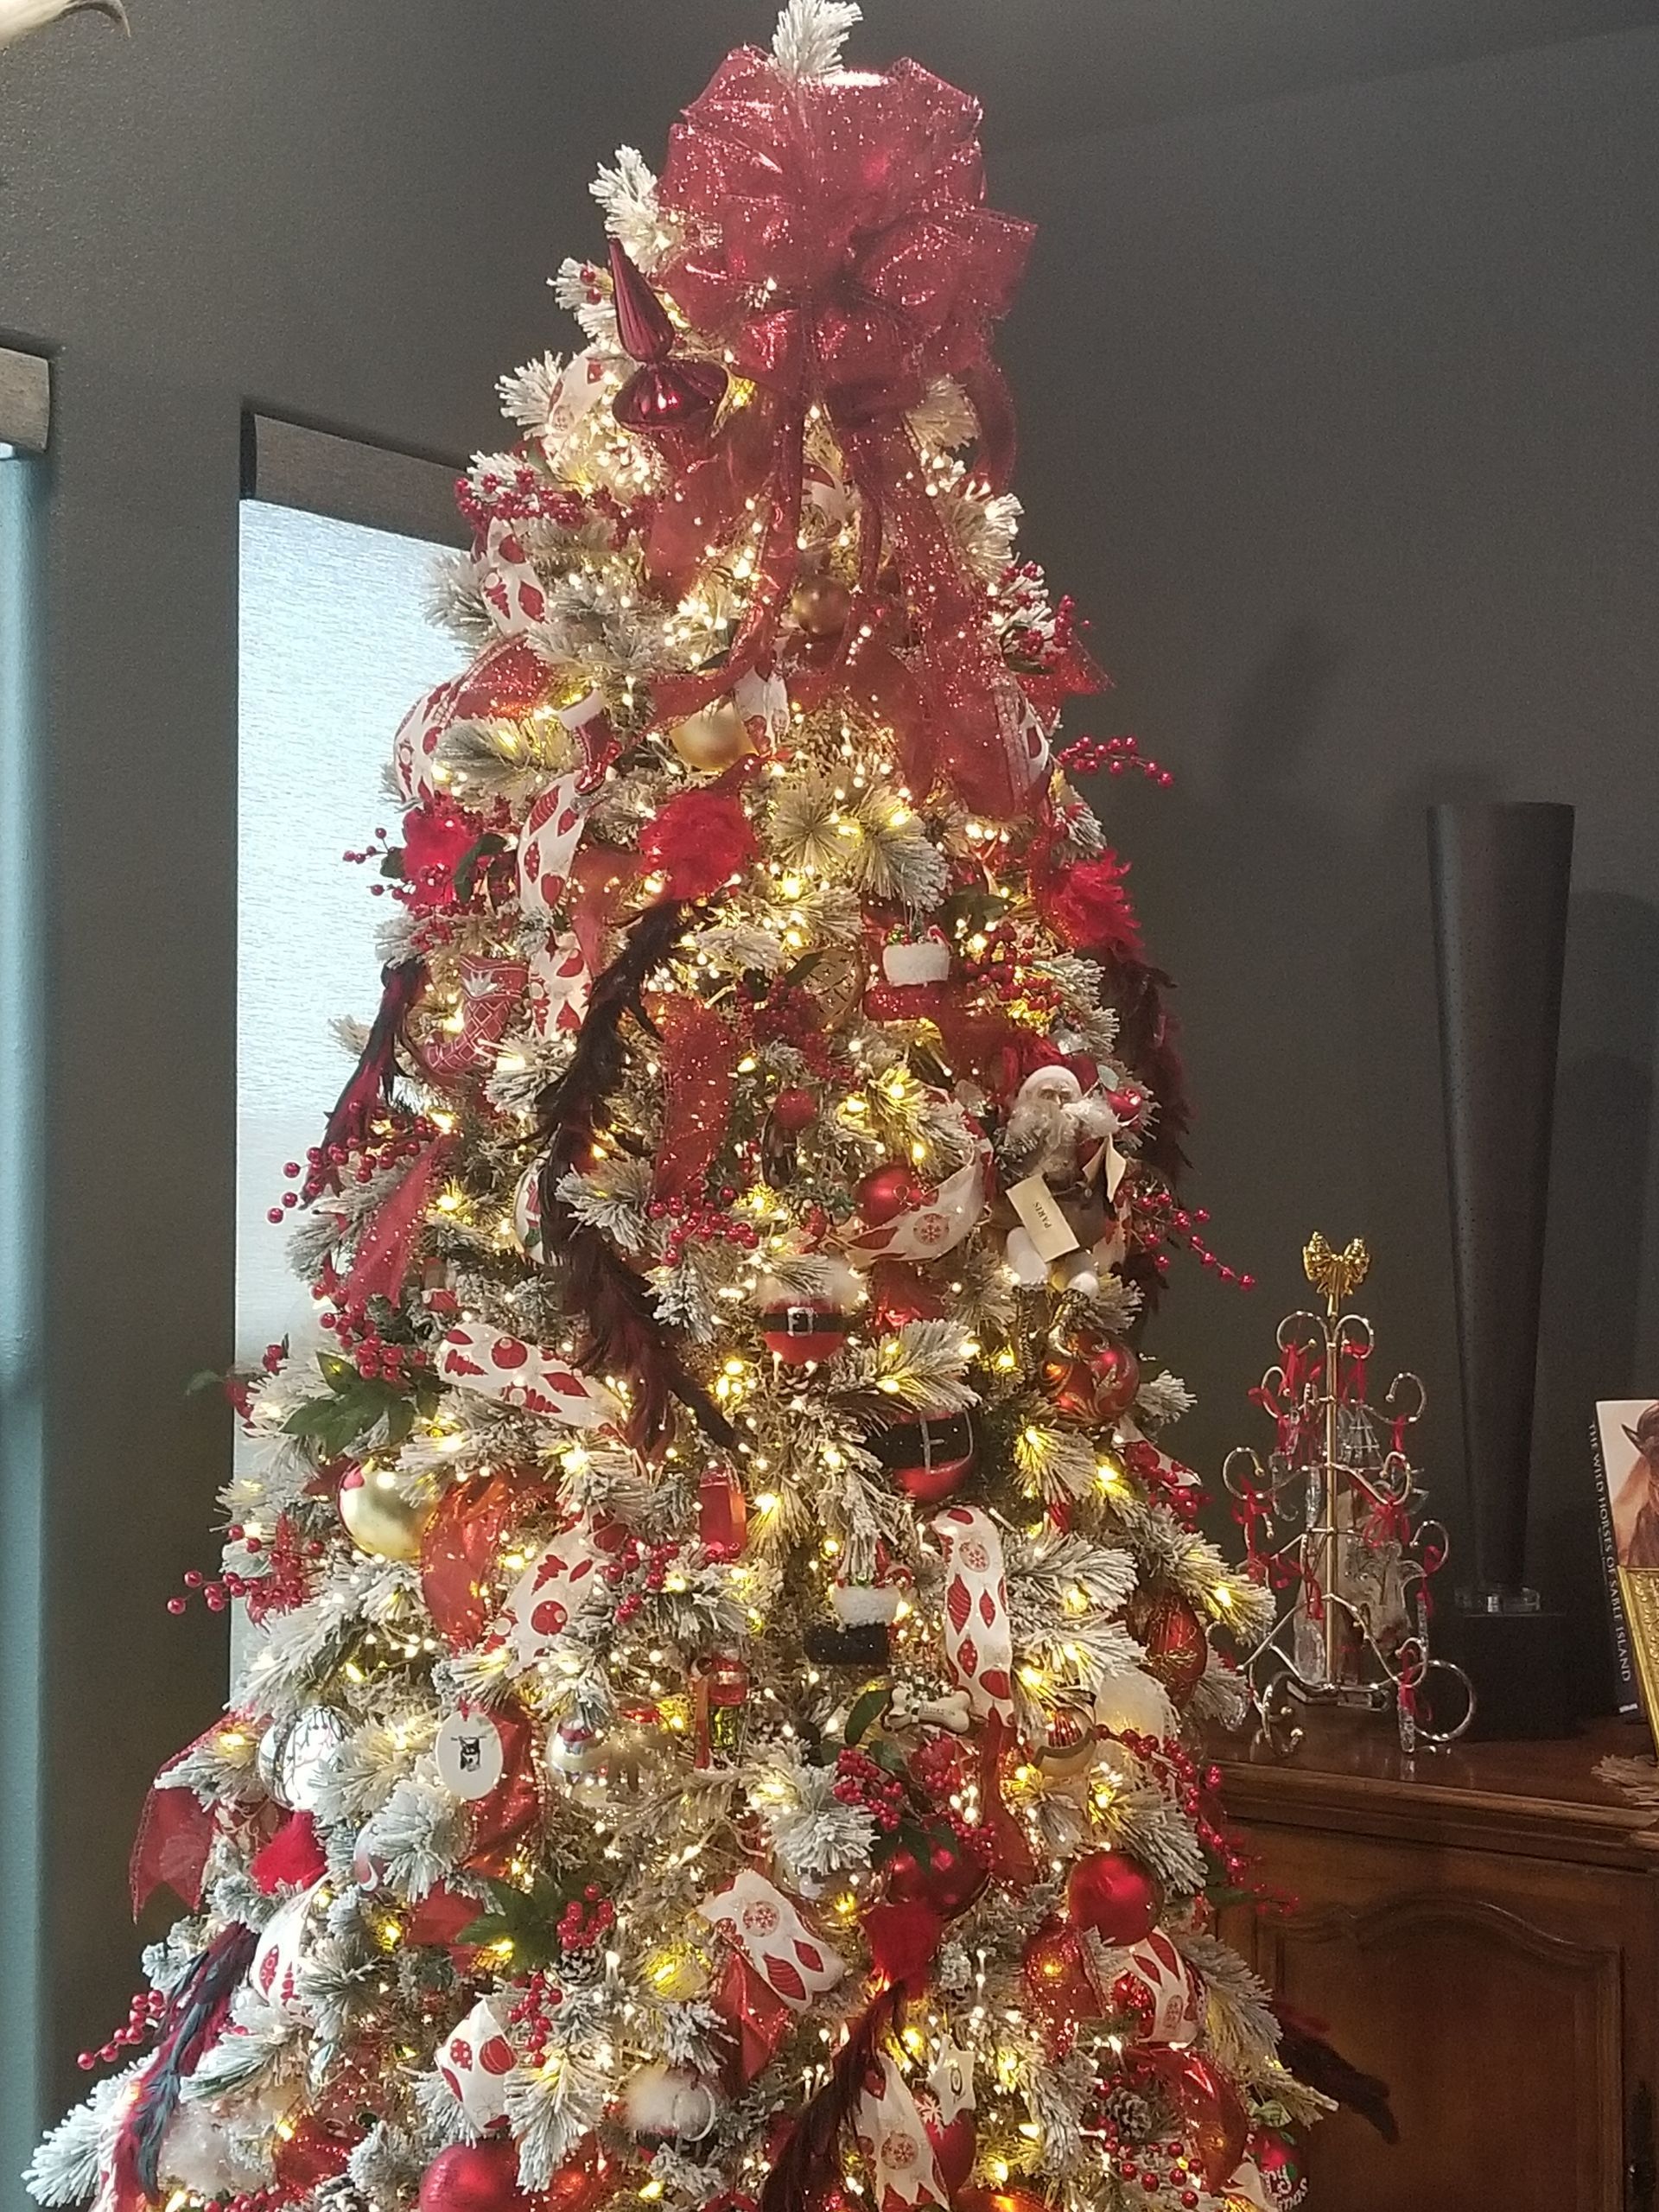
2 0 1656 2177
997 21 1659 1718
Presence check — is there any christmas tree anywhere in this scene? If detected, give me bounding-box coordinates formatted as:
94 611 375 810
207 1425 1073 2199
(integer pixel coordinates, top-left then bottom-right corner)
29 10 1321 2212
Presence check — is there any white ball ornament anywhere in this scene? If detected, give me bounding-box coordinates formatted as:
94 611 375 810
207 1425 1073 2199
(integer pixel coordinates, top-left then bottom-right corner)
257 1708 350 1815
1095 1667 1179 1744
622 2063 721 2143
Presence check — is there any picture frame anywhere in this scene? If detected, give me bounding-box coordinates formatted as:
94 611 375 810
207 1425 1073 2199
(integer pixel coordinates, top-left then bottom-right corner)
1591 1401 1659 1736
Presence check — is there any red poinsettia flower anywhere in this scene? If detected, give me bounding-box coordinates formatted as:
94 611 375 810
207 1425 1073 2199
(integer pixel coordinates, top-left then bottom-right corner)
1033 848 1144 961
398 798 481 912
639 786 758 899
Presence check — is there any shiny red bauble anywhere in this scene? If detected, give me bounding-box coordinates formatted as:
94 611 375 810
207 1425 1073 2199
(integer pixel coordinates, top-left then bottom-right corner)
1039 1345 1098 1423
1065 1849 1162 1945
418 2141 530 2212
770 1085 818 1135
856 1162 924 1224
883 1828 988 1919
1126 1587 1209 1707
1251 2127 1309 2207
1088 1339 1141 1419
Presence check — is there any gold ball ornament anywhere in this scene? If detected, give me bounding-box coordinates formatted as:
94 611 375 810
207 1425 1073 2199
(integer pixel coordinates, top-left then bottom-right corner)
668 699 753 772
790 573 852 637
337 1465 435 1563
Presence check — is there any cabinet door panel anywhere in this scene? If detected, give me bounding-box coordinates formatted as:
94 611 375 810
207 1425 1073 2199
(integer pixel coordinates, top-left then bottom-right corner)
1234 1829 1627 2210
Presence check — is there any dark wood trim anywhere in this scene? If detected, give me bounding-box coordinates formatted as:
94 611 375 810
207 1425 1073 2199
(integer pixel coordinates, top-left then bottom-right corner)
241 412 468 548
0 348 49 455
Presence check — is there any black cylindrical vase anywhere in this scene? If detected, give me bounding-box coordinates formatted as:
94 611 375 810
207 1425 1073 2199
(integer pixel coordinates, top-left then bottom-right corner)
1428 801 1576 1737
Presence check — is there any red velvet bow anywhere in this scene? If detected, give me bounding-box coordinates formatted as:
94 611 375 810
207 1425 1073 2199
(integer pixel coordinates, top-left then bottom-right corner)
651 46 1042 821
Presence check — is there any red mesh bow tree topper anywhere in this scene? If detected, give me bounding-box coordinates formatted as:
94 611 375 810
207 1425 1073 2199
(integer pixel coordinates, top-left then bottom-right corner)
29 13 1329 2212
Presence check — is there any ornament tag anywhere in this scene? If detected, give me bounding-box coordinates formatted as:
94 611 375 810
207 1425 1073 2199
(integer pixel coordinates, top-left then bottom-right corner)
435 1707 507 1801
1006 1173 1080 1262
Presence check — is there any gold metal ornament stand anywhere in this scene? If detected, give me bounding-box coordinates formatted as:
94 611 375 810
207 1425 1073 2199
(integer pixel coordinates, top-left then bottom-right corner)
1224 1235 1475 1753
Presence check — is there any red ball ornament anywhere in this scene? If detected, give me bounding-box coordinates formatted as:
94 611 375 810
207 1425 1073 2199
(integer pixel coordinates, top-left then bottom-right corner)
771 1086 817 1135
856 1162 924 1224
870 1408 976 1504
1250 2128 1309 2208
1088 1340 1141 1420
883 1827 988 1919
418 2141 531 2212
1039 1345 1098 1423
1065 1850 1162 1945
1126 1587 1209 1707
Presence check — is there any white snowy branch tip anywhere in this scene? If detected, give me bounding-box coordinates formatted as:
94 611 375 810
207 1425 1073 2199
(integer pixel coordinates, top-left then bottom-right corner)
0 0 128 50
772 0 861 79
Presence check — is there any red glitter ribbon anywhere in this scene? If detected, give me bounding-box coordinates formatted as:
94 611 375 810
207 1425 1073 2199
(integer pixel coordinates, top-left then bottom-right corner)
651 45 1038 818
650 992 741 1203
338 1132 456 1311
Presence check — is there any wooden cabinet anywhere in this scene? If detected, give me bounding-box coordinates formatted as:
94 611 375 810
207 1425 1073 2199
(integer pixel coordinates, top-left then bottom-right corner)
1216 1715 1659 2210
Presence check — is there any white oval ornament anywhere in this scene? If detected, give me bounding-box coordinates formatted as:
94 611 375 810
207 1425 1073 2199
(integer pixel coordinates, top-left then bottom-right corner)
435 1707 507 1802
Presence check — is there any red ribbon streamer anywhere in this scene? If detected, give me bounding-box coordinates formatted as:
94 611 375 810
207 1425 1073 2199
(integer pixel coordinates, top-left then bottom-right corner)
650 993 741 1203
710 1949 797 2093
338 1132 455 1311
420 1469 524 1649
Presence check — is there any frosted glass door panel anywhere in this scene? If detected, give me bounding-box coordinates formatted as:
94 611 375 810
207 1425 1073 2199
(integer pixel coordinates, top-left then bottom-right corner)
237 502 465 1371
